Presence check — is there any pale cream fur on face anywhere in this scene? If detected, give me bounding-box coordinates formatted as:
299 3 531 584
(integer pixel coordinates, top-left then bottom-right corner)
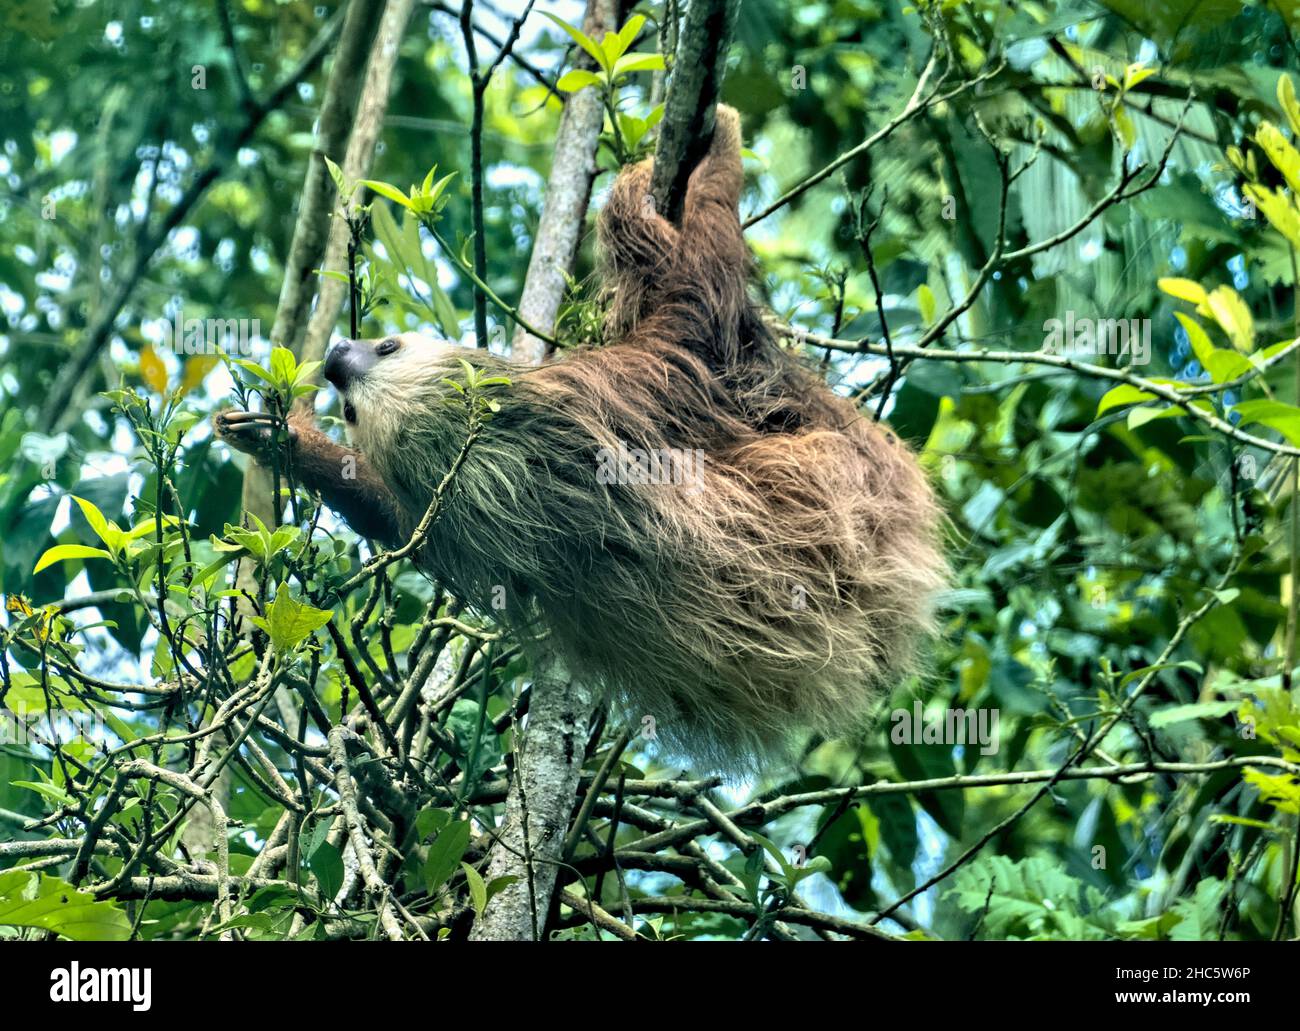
339 332 468 457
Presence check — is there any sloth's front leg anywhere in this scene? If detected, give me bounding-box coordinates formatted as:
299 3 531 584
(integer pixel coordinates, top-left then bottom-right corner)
215 409 405 545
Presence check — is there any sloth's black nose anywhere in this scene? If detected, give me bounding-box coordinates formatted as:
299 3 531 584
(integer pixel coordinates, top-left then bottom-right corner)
324 339 375 390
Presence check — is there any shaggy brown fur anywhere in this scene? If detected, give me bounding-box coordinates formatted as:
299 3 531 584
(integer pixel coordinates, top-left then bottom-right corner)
218 108 946 773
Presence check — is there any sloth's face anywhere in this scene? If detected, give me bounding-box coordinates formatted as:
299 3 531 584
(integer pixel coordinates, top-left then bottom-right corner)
324 333 465 425
323 331 486 473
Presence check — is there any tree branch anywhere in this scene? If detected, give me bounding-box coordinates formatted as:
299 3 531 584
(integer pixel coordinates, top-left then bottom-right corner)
299 0 420 374
240 0 387 529
468 0 622 939
510 0 618 363
650 0 742 225
790 328 1300 459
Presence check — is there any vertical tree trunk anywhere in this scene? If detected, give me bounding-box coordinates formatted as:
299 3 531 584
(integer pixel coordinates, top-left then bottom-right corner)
188 0 388 864
299 0 419 373
470 0 621 940
267 0 387 358
470 652 594 940
650 0 741 225
472 0 743 940
241 0 387 529
509 0 620 365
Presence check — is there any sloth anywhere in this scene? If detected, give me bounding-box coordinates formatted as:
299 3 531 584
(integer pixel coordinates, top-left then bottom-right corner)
217 107 946 773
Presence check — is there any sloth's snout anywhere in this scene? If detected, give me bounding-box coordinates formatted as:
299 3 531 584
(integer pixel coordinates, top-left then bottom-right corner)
324 339 376 391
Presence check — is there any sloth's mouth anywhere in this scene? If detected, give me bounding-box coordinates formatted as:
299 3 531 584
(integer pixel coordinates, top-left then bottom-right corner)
343 400 357 424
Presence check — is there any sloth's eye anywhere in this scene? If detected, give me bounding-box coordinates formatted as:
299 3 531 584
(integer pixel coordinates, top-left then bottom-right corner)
376 338 400 357
343 401 357 423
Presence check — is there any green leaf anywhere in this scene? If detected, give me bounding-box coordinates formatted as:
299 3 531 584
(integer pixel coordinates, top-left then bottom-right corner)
917 283 936 326
599 31 625 68
0 871 131 941
309 842 344 900
232 358 278 387
1118 659 1203 687
269 346 297 390
1245 183 1300 250
788 855 833 886
612 53 665 78
1258 338 1300 364
12 778 74 806
749 831 794 881
461 862 488 918
740 844 765 905
370 198 405 262
1122 63 1155 91
293 360 322 388
269 524 300 556
1209 815 1279 831
359 179 414 210
372 201 460 337
617 112 651 149
323 155 347 194
891 732 965 838
1257 121 1300 195
1117 911 1184 940
1148 700 1239 729
251 582 333 652
1158 277 1208 308
1174 312 1251 382
1128 405 1173 430
1097 383 1157 415
556 69 602 92
416 807 452 840
124 513 181 542
1244 769 1300 813
1167 880 1227 941
616 13 646 54
69 494 120 550
1174 312 1215 370
543 13 610 72
425 172 456 206
948 856 1117 940
1205 285 1254 353
33 543 112 575
486 875 519 903
423 820 472 894
1280 74 1300 137
1232 399 1300 446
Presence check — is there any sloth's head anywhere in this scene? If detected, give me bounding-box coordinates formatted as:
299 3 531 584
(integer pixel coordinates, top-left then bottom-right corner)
324 332 490 451
324 333 464 422
322 332 521 511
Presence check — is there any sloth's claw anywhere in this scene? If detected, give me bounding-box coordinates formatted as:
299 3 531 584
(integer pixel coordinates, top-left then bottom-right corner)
214 409 297 458
221 410 277 425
